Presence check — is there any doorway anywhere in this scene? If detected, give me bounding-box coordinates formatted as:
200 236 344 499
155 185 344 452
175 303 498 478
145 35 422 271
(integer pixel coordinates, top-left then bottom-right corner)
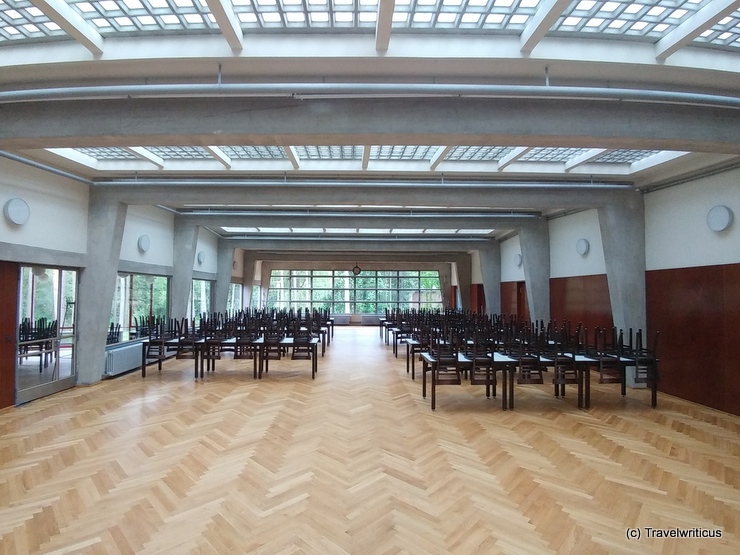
16 266 77 404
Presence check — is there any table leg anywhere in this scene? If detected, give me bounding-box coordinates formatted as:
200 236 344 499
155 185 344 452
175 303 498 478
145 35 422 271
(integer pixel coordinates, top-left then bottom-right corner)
577 366 584 409
431 362 436 410
141 342 147 378
411 350 416 381
508 367 514 410
406 343 410 374
501 366 508 410
585 365 591 409
312 344 317 379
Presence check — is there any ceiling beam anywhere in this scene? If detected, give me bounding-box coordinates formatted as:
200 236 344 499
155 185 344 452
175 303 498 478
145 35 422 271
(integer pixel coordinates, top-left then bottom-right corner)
430 146 452 171
361 145 371 170
498 147 532 170
98 181 634 210
29 0 104 55
5 97 740 155
375 0 395 51
285 146 300 170
655 0 740 60
124 147 164 169
182 212 538 229
205 146 232 169
520 0 571 54
205 0 244 52
564 148 608 172
230 237 488 252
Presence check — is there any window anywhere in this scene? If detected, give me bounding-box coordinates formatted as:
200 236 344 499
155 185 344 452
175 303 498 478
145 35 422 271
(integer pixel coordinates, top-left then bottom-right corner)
227 282 242 313
189 279 212 324
266 269 443 313
110 273 169 341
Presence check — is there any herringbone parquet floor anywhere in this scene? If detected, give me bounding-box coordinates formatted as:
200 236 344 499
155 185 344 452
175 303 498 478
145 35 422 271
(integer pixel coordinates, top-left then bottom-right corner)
1 327 739 554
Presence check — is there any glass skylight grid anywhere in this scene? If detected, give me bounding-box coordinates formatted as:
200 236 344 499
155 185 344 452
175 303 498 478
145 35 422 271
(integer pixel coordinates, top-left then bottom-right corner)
519 147 588 162
230 0 379 30
593 149 660 163
695 9 740 49
370 145 438 160
75 146 139 159
391 0 540 31
146 146 212 159
444 146 515 161
554 0 709 40
294 146 363 160
0 0 68 42
220 146 287 159
68 0 218 34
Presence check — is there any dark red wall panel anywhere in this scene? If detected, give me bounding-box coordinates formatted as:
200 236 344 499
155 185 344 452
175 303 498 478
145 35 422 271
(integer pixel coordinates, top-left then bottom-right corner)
0 261 18 408
647 264 740 416
470 284 485 314
549 274 613 335
500 282 518 319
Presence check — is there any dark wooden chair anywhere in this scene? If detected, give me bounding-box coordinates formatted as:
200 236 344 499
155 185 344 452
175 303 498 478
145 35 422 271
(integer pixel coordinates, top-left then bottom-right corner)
145 337 167 372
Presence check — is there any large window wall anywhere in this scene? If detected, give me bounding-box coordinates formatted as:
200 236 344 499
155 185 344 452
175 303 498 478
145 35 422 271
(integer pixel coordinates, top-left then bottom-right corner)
267 270 442 313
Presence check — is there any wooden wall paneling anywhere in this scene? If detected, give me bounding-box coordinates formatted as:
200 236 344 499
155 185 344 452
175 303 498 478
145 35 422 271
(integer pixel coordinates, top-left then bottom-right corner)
722 264 740 415
0 261 19 408
470 284 485 314
646 267 725 413
549 275 612 335
500 282 517 320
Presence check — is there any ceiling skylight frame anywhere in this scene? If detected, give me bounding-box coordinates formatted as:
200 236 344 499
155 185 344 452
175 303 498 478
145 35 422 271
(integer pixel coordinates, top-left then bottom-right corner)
0 0 68 41
145 145 212 159
294 145 363 160
370 145 439 160
694 9 740 49
554 0 710 40
75 146 140 159
519 147 589 162
444 146 516 161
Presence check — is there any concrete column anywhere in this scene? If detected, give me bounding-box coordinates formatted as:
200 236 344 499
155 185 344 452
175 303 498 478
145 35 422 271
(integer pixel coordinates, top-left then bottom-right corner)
437 263 453 309
598 194 647 386
76 190 127 384
260 262 273 306
213 239 234 314
241 252 258 308
454 253 472 310
479 242 502 315
519 219 550 324
170 216 199 322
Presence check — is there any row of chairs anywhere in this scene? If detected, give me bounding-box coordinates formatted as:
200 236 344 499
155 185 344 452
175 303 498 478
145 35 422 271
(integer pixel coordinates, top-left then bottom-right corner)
389 309 659 408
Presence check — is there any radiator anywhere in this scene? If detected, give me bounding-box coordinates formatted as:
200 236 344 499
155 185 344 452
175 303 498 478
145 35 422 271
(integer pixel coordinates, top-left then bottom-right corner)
104 342 142 377
360 315 380 326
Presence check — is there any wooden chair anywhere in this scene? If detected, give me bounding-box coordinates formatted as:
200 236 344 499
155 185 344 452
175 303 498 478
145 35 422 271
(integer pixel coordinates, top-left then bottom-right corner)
633 329 660 408
201 339 222 373
145 338 167 372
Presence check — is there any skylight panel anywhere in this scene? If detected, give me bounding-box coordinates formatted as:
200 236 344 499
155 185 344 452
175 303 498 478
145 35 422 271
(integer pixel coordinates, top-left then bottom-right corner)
257 227 292 233
325 228 358 233
693 9 740 49
220 146 287 159
391 229 425 234
294 146 362 160
444 146 514 161
519 147 588 162
370 146 438 160
146 146 211 159
358 228 391 234
0 1 66 40
592 149 660 163
75 146 140 160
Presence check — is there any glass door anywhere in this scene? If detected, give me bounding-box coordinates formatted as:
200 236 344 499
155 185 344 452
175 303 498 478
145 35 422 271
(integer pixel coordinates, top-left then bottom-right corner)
16 266 77 404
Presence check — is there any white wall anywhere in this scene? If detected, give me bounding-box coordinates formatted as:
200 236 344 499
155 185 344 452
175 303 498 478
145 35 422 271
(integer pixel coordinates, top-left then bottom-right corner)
501 235 525 282
120 205 174 267
0 158 88 254
193 228 219 274
231 247 244 279
646 167 740 271
549 209 606 278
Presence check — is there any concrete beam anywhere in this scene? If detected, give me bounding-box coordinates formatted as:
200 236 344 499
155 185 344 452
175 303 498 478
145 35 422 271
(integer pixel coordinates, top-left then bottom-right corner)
3 97 740 155
98 182 633 211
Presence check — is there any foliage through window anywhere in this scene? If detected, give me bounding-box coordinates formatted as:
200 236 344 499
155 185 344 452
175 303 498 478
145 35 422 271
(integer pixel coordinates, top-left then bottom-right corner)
266 270 442 313
110 274 169 341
